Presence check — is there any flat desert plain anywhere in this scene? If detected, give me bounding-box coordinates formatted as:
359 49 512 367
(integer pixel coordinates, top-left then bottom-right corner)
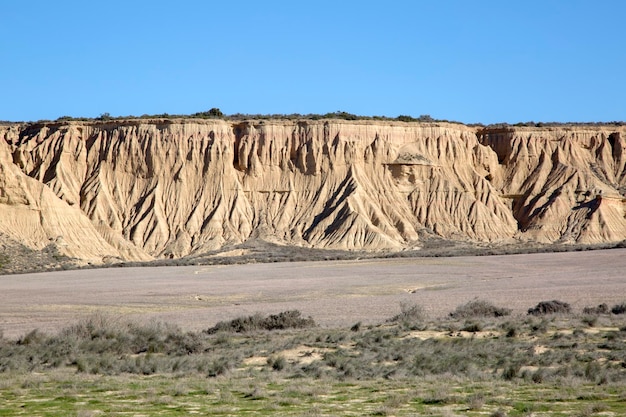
1 249 625 339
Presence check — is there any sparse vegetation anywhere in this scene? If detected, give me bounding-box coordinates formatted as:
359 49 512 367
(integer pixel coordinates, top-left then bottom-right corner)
0 110 620 127
2 301 626 415
387 302 425 329
27 110 460 124
14 112 610 126
0 253 8 268
527 299 571 315
449 299 511 319
611 302 626 315
192 107 224 118
583 303 610 315
205 310 316 334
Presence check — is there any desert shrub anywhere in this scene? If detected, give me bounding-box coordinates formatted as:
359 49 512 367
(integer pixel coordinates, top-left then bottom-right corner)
387 302 425 328
611 302 626 315
503 364 520 380
527 317 549 334
268 355 287 371
450 299 511 319
193 108 224 119
531 368 546 383
583 303 610 315
500 321 520 337
57 314 198 356
581 315 598 327
0 253 9 268
263 310 315 330
350 322 362 332
467 393 485 410
322 111 359 120
206 310 315 334
461 321 483 332
527 300 571 315
205 356 232 377
17 329 47 346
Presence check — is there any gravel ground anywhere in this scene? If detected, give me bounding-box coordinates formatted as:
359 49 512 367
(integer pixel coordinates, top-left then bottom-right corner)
1 248 625 339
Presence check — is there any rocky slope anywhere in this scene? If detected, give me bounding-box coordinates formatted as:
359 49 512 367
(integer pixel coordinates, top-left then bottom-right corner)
0 119 624 264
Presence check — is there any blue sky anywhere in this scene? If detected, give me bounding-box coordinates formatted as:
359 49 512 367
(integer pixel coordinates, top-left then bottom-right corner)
1 1 624 124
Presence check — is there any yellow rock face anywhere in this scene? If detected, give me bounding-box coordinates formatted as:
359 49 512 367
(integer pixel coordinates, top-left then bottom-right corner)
1 120 624 263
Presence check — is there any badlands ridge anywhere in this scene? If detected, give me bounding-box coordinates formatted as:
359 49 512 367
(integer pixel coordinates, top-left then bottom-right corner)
0 119 625 265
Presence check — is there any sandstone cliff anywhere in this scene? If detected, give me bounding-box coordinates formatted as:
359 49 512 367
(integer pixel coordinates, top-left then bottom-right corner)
0 119 624 263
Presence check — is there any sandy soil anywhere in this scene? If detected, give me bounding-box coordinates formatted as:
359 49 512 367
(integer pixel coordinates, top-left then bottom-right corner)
1 249 625 339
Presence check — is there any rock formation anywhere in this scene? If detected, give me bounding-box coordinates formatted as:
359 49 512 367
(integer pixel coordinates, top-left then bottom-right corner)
0 119 624 263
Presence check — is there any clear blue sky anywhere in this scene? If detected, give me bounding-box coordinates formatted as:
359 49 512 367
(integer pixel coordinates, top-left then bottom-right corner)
1 1 624 124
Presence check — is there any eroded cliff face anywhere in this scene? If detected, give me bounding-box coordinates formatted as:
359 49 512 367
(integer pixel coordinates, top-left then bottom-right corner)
0 119 624 263
479 126 626 244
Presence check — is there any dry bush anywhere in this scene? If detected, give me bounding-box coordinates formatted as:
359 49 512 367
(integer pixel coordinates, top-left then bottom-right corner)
583 303 610 315
206 310 316 334
450 299 511 319
611 302 626 315
387 302 425 329
527 300 571 315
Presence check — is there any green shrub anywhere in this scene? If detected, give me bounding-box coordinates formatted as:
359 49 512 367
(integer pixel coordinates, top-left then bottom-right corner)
193 108 224 119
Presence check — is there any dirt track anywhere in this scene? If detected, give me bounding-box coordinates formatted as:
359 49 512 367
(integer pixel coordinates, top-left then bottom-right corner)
1 249 625 339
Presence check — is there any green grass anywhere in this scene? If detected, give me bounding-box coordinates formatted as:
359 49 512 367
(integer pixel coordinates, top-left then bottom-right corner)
1 371 625 416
